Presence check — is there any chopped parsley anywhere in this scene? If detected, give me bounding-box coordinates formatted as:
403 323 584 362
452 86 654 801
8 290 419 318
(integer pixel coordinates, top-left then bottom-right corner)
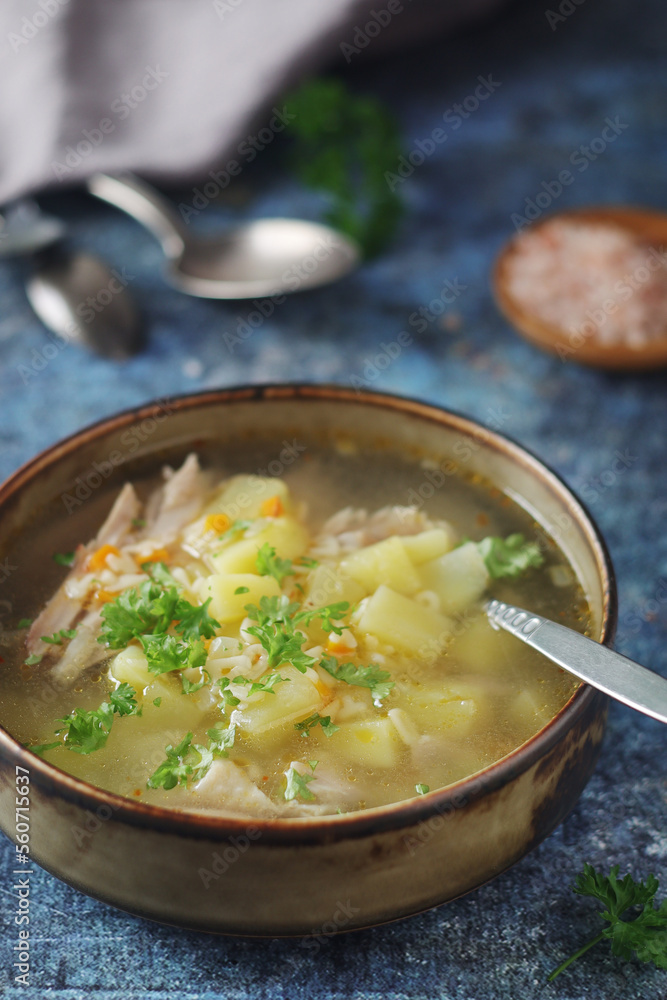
218 518 252 544
255 544 294 585
24 654 43 666
214 677 241 711
549 863 667 979
477 533 544 579
284 762 317 802
234 586 250 595
233 672 289 696
17 618 32 629
319 652 394 704
53 551 75 567
181 667 211 695
147 725 236 790
40 628 77 645
31 682 141 756
140 634 208 676
294 713 339 738
98 579 220 650
415 783 429 796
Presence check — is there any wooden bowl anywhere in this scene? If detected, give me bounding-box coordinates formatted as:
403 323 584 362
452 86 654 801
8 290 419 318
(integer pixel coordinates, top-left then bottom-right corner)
0 385 616 934
494 206 667 370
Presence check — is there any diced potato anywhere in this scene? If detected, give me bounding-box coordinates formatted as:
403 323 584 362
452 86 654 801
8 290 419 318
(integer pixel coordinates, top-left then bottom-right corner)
212 516 309 573
232 666 324 735
406 686 479 735
341 537 421 596
334 717 400 768
448 613 518 676
254 517 309 560
109 645 153 690
400 528 456 565
419 541 489 615
303 564 366 610
202 573 281 623
358 585 453 659
205 475 291 520
512 688 553 728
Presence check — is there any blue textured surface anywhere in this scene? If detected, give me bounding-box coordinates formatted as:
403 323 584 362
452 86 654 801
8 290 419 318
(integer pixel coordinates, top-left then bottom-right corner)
1 1 666 997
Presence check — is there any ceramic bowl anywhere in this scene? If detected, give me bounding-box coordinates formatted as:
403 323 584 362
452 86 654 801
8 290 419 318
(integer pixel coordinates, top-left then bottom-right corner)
0 385 616 935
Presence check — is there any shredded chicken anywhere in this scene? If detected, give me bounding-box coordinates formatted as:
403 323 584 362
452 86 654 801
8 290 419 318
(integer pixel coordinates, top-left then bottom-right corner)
188 759 278 817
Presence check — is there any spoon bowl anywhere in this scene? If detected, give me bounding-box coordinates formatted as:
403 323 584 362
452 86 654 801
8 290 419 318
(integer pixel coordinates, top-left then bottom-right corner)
88 173 360 299
26 245 144 359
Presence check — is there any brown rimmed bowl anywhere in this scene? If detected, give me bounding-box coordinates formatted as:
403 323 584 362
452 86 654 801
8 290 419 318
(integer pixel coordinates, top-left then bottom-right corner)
0 385 616 935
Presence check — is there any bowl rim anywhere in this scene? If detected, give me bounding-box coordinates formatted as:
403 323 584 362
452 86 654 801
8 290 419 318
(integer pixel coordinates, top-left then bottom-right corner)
0 382 617 845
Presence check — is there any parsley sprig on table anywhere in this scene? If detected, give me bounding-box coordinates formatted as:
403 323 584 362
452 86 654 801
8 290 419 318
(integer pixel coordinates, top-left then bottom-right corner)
283 77 404 258
549 863 667 980
31 682 141 756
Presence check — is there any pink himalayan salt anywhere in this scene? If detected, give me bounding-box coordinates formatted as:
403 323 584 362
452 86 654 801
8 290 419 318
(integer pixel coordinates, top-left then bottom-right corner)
504 218 667 349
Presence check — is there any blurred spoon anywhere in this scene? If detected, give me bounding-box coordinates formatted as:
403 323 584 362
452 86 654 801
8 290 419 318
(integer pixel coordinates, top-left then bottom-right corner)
486 599 667 724
87 172 360 299
26 243 144 359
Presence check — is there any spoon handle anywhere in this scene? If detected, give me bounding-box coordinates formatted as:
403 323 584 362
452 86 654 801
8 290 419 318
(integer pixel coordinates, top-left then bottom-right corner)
87 173 185 260
486 599 667 724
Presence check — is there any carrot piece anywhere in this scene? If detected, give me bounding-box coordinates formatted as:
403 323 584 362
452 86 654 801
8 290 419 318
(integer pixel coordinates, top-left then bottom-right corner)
88 544 121 572
140 547 170 564
260 495 284 518
94 588 118 604
205 513 231 534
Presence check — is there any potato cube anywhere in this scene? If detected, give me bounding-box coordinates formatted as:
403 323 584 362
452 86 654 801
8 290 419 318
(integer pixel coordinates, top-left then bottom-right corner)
303 564 366 609
202 573 281 624
334 717 400 768
341 537 421 596
212 516 309 573
419 541 489 615
232 667 324 735
205 475 291 520
400 528 456 565
358 585 453 659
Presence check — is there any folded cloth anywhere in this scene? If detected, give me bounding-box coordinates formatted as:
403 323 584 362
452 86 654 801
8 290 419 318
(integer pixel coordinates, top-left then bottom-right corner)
0 0 503 203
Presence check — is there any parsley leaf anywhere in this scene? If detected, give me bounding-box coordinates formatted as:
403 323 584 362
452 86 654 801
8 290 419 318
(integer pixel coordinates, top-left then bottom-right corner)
256 543 294 585
141 560 178 588
53 551 75 567
548 863 667 980
181 667 211 695
34 683 142 756
284 77 404 258
234 586 250 595
294 713 339 738
415 783 429 795
214 676 241 711
218 518 252 544
109 682 141 716
477 533 543 579
140 634 208 675
294 601 350 635
233 672 290 696
98 580 177 648
40 628 77 645
17 618 32 629
174 596 220 641
319 652 394 703
148 726 237 790
284 763 317 802
24 654 43 666
147 732 194 790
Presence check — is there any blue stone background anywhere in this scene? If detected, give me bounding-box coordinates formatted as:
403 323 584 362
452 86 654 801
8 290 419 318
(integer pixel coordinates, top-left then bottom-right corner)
0 0 666 996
